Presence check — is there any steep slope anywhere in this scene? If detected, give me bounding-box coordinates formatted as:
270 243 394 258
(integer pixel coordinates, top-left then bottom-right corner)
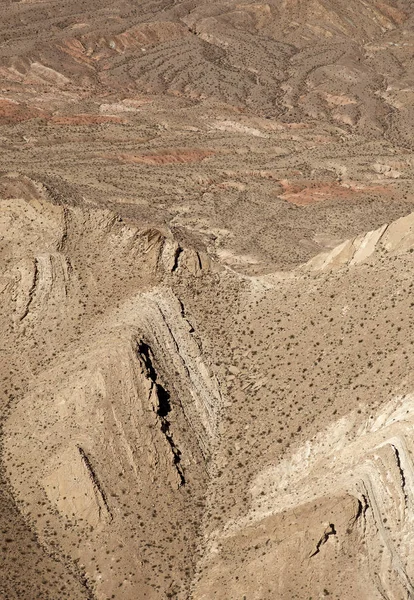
0 174 221 599
189 211 414 600
3 168 414 600
3 0 414 598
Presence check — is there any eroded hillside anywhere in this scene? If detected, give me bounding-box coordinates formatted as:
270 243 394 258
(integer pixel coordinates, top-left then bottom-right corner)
2 0 414 599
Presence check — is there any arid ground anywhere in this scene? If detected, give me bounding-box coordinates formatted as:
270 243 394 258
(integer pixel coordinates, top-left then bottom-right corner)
2 1 414 598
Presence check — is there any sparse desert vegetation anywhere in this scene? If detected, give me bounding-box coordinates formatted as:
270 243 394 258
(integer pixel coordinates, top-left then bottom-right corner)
2 1 414 599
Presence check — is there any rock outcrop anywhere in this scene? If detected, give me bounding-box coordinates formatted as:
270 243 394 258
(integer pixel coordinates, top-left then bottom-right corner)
306 211 414 271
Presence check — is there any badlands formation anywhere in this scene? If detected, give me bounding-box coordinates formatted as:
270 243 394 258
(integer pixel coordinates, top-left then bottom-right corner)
3 1 414 599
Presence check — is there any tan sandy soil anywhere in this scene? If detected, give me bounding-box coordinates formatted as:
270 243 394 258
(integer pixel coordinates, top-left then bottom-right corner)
2 1 414 599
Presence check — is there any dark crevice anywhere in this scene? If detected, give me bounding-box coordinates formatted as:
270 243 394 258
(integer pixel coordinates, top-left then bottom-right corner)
392 444 408 507
196 251 203 270
139 340 157 381
157 384 171 419
309 523 336 558
19 258 39 322
355 498 363 521
347 498 366 534
360 494 369 536
138 341 185 486
171 245 183 272
77 446 113 520
177 297 194 333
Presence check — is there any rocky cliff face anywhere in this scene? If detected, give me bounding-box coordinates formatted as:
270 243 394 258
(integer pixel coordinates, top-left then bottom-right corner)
3 1 414 599
3 170 414 599
0 174 220 599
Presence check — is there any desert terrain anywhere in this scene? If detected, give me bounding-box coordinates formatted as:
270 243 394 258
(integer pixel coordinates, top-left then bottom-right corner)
2 0 414 598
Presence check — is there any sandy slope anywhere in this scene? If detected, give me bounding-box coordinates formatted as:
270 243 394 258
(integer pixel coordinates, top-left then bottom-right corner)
2 1 414 598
